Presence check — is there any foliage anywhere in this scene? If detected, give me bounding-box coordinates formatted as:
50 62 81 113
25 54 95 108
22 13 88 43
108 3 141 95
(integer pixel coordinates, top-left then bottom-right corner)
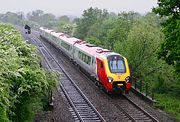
153 0 180 78
0 23 57 121
118 14 179 95
86 36 102 46
86 17 131 50
75 10 139 50
57 15 76 35
27 10 57 28
74 7 109 39
0 12 24 26
118 14 162 81
155 94 180 120
153 0 180 16
0 11 40 30
0 10 77 35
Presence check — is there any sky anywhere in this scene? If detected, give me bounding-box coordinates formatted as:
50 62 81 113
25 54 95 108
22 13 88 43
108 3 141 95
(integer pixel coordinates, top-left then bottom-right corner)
0 0 158 16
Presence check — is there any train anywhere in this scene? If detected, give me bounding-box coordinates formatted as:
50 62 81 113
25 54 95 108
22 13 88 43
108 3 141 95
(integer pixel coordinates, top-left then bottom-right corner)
39 27 131 94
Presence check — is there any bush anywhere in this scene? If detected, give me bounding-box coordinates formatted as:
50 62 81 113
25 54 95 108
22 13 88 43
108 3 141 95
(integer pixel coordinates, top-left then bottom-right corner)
0 23 57 121
155 94 180 120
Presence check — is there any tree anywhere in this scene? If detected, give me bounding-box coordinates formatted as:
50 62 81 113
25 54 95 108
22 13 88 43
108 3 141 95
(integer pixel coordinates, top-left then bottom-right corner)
74 7 109 39
57 15 75 35
58 15 70 23
117 14 163 82
57 15 70 31
74 11 138 50
41 13 56 27
27 10 44 22
0 12 22 25
153 0 180 77
85 18 115 48
101 12 138 50
26 10 57 28
106 18 131 50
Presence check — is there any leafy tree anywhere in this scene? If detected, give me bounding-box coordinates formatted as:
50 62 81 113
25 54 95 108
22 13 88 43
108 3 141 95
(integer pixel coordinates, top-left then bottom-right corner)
86 36 102 46
98 12 137 50
41 13 56 27
93 18 117 49
27 10 44 22
0 12 23 25
57 15 76 35
153 0 180 78
82 17 117 49
58 15 70 23
116 13 180 97
79 11 136 50
74 7 109 39
107 18 131 50
27 10 57 28
117 14 163 82
118 11 141 22
108 12 118 19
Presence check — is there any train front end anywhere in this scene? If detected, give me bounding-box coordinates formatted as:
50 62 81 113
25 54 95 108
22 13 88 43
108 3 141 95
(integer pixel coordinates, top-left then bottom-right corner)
104 53 131 93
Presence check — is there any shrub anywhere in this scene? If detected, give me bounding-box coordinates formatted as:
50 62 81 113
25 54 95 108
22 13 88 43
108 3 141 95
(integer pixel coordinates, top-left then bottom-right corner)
0 23 57 121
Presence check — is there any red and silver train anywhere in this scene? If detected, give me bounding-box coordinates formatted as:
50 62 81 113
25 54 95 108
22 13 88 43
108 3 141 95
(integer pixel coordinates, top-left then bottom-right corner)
39 27 131 93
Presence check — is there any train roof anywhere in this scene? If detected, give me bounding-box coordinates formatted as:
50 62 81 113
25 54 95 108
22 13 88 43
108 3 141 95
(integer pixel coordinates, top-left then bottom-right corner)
60 36 78 45
40 27 54 33
40 27 122 58
60 36 113 57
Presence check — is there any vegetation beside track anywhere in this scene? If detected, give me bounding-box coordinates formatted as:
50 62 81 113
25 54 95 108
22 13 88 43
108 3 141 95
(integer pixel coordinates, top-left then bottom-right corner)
0 23 57 122
154 94 180 120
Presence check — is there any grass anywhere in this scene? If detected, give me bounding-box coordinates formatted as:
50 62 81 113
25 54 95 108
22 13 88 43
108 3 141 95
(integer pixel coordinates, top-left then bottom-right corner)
154 93 180 121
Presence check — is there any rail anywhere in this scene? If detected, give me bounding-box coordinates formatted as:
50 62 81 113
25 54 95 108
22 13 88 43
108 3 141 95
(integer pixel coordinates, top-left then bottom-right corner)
30 35 106 122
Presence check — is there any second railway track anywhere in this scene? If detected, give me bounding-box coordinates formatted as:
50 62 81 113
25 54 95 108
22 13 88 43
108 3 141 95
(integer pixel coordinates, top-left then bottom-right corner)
110 95 159 122
30 35 106 122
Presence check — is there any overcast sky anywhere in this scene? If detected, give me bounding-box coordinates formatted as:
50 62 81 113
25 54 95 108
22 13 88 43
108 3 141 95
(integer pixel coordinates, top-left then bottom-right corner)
0 0 158 16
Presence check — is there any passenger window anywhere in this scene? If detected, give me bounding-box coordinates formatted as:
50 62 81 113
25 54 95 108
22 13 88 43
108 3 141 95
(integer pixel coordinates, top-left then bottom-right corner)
92 58 94 64
83 54 85 61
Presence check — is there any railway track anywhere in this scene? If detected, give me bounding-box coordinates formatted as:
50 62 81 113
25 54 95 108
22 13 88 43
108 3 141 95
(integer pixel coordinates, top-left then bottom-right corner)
111 95 159 122
35 34 159 122
71 59 159 122
30 35 106 122
73 58 159 121
24 30 159 122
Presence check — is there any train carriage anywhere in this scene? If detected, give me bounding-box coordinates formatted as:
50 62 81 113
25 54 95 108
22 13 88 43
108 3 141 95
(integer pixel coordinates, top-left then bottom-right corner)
73 41 97 77
57 36 74 59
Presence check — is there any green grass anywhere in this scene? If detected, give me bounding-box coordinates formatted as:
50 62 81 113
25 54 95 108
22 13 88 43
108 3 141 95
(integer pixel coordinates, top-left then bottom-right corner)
154 94 180 120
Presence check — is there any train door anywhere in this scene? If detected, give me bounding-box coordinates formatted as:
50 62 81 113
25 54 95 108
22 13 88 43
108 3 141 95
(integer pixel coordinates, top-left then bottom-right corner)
97 58 107 85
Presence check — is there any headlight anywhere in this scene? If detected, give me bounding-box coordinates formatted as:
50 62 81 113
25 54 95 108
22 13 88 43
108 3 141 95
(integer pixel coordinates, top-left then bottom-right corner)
108 77 113 83
125 76 131 83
